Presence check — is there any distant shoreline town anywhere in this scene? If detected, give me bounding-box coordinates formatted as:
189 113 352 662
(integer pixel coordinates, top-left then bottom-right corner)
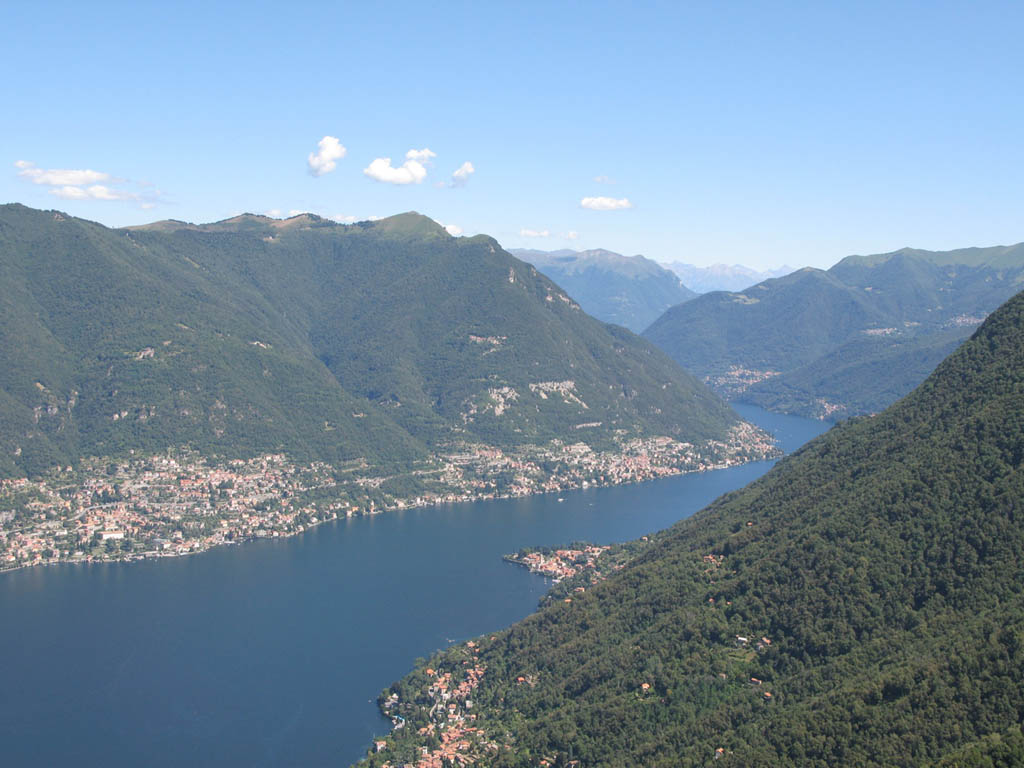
0 422 777 574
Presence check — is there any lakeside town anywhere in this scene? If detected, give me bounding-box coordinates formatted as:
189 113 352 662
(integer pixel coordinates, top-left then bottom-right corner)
0 422 777 572
504 543 613 582
356 544 781 768
374 648 496 768
504 537 654 607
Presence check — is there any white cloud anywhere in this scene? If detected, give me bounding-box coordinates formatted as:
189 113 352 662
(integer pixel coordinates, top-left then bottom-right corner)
49 186 89 200
363 156 428 185
443 223 463 236
520 228 550 238
406 148 437 163
580 196 633 210
264 208 283 218
566 231 580 240
50 184 129 201
15 160 164 207
451 161 475 186
331 213 358 224
593 175 614 184
17 161 112 187
288 209 306 217
83 185 121 200
307 136 347 177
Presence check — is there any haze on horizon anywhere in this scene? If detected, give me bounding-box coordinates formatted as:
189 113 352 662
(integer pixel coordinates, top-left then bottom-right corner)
2 0 1022 270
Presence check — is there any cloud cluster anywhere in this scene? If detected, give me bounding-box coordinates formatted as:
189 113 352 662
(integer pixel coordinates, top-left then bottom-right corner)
15 161 160 206
520 228 551 238
593 175 614 184
363 156 429 185
17 161 112 187
307 141 473 189
307 136 347 176
442 222 463 236
580 196 633 210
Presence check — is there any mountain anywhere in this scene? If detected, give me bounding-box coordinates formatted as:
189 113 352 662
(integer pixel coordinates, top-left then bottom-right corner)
644 244 1024 419
511 248 697 332
0 204 747 479
663 261 795 293
361 289 1024 768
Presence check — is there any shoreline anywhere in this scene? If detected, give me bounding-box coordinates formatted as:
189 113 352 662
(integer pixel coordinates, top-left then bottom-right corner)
0 437 778 577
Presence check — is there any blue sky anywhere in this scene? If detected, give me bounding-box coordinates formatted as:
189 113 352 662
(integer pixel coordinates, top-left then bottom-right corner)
3 0 1022 269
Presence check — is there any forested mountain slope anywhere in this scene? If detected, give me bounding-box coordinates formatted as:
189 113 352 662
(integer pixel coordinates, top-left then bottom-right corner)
511 248 697 332
363 289 1024 767
644 244 1024 419
0 204 741 478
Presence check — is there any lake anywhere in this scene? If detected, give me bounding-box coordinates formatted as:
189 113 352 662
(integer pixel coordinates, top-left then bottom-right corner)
0 405 828 767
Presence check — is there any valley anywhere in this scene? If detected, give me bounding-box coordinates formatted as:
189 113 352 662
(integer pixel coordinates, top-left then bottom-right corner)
644 245 1024 420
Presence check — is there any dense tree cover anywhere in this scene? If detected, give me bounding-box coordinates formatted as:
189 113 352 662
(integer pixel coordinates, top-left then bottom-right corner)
511 248 697 332
643 245 1024 419
365 290 1024 767
0 204 738 478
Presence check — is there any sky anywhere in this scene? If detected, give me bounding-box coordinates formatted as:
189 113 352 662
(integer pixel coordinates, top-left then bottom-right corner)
3 0 1023 270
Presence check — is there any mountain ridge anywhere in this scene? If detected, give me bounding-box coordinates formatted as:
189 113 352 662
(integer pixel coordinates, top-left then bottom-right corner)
644 241 1024 419
0 204 752 480
511 247 697 332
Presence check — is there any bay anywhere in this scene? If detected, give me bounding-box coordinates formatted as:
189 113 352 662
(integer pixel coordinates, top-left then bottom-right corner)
0 405 827 767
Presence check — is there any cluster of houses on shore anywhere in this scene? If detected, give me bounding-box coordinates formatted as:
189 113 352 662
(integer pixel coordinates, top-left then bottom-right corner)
505 544 611 582
1 420 775 573
377 644 495 768
0 453 351 569
444 419 776 500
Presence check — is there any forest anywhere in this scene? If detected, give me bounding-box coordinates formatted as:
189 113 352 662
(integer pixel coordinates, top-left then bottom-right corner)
358 289 1024 767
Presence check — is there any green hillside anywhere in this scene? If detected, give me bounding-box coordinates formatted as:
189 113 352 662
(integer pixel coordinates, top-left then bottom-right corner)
643 244 1024 419
0 204 740 478
360 290 1024 767
512 248 697 332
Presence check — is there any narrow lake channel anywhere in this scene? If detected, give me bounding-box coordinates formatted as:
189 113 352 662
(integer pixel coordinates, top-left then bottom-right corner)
0 405 829 767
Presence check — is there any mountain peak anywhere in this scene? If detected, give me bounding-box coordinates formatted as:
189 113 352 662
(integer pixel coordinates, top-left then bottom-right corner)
361 212 448 239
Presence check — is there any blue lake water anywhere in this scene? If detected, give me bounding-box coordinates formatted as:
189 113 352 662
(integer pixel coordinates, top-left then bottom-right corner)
0 405 828 767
